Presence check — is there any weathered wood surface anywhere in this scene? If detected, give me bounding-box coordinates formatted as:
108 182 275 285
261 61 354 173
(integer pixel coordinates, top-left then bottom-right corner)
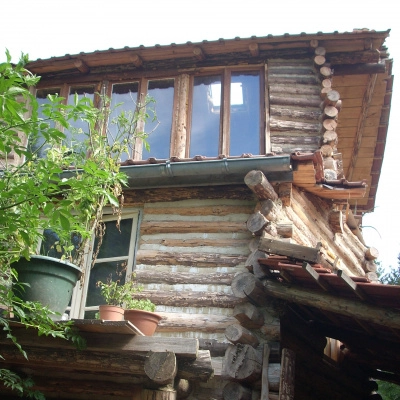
142 388 176 400
244 170 279 201
261 344 271 400
225 324 259 347
231 272 269 306
144 351 177 384
279 349 295 400
233 303 264 329
223 381 252 400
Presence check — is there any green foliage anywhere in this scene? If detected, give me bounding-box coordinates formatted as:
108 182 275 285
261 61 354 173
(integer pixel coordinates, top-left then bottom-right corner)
377 380 400 399
378 256 400 285
96 273 155 311
0 51 155 397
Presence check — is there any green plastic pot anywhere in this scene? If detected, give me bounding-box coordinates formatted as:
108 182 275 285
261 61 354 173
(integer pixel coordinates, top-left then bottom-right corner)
12 255 82 319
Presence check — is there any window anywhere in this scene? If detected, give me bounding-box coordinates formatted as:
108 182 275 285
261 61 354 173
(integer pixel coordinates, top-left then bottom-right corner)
29 88 61 158
190 69 262 157
40 212 141 319
109 79 174 161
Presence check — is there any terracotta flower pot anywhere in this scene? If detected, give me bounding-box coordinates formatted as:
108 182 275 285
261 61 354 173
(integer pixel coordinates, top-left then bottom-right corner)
98 305 124 321
124 309 162 336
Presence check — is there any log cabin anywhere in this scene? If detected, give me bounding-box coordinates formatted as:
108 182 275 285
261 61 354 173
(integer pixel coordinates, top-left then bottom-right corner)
1 28 398 399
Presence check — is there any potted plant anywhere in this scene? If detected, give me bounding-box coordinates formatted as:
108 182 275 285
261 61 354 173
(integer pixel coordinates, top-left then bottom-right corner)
96 274 161 335
0 52 156 319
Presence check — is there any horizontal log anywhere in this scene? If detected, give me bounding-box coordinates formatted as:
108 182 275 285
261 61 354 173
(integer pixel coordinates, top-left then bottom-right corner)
270 106 322 121
247 212 269 235
136 250 247 267
233 303 264 329
231 272 269 306
263 279 400 330
269 118 321 133
255 199 280 222
177 350 214 382
332 62 386 75
132 289 243 308
244 170 279 201
157 312 236 333
135 270 235 286
269 94 321 108
140 221 248 235
225 324 259 347
144 351 177 385
322 118 337 131
269 84 320 96
365 247 379 261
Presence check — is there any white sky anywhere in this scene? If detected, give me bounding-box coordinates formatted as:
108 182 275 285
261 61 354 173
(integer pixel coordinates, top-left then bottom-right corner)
1 0 399 271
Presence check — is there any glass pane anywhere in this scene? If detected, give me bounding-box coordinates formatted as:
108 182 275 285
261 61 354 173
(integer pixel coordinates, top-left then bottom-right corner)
142 79 174 159
190 75 221 157
29 88 60 158
229 72 261 156
84 260 128 317
109 82 139 161
65 86 95 148
94 218 133 259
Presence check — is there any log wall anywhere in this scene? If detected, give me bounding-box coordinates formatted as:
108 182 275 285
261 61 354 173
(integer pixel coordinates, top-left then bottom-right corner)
268 58 323 154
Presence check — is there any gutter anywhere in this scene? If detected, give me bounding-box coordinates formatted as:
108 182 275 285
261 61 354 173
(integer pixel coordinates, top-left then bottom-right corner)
121 155 292 189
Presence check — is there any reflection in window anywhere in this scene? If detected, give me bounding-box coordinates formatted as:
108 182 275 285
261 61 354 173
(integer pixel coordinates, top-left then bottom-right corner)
84 217 134 319
109 82 139 161
143 79 174 160
190 75 222 157
65 86 95 149
230 72 260 156
29 88 60 158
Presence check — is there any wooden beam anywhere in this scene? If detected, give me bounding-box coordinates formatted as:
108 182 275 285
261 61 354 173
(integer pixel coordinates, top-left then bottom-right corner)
130 53 143 67
263 278 400 330
279 348 295 400
73 58 90 74
261 343 271 400
259 237 321 264
193 46 206 61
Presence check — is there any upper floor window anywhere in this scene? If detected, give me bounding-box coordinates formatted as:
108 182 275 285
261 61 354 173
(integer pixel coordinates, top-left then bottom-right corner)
190 70 262 157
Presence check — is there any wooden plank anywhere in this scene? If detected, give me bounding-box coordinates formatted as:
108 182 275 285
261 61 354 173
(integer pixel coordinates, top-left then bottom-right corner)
336 270 367 301
261 343 271 400
72 319 142 335
259 237 321 263
279 348 295 400
302 262 331 292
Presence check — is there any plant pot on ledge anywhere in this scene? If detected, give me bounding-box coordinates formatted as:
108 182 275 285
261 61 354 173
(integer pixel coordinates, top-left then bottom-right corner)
124 309 162 336
98 304 125 321
12 255 81 320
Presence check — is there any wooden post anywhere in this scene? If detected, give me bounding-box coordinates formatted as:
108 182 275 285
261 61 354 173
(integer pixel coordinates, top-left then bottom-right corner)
278 349 295 400
261 343 271 400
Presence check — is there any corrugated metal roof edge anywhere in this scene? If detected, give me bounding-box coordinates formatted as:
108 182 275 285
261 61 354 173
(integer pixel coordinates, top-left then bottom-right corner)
28 29 390 64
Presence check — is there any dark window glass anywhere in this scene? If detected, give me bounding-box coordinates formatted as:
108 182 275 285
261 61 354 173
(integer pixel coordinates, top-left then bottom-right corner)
229 71 261 156
190 75 221 157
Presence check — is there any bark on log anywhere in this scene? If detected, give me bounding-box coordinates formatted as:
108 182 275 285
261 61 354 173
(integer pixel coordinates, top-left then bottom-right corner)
231 272 269 306
144 351 177 385
247 212 269 235
225 324 260 347
233 303 265 329
244 170 279 201
269 94 321 108
278 183 292 207
255 199 280 222
224 344 262 382
365 247 379 261
223 381 252 400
